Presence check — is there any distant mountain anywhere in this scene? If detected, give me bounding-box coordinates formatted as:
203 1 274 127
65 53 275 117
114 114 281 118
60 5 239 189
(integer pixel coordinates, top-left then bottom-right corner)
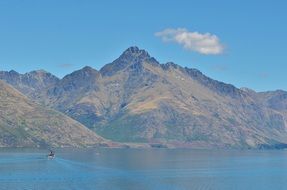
2 46 287 149
0 69 59 97
0 80 111 148
258 90 287 112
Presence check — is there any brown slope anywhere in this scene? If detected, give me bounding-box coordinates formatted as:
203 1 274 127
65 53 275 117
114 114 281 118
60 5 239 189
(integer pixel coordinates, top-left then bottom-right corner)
0 80 110 148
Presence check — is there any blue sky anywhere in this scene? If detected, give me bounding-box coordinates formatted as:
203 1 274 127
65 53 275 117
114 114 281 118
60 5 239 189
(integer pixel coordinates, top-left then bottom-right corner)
0 0 286 91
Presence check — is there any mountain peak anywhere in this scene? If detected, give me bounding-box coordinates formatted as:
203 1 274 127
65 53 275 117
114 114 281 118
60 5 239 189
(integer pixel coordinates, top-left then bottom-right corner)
8 70 19 75
27 69 49 75
120 46 150 60
100 46 153 76
82 66 97 72
33 69 48 73
61 66 99 83
119 46 150 61
25 70 59 82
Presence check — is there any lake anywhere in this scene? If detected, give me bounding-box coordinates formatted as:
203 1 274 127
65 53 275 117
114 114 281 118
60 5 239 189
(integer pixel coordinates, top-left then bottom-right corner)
1 148 287 190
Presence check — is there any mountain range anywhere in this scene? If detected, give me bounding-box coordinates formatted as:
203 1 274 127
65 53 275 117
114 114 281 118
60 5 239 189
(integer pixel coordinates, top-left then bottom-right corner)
1 46 287 148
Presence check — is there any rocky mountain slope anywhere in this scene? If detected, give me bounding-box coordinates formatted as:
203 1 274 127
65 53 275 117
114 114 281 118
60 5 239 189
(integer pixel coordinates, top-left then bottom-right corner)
0 70 59 97
0 80 110 148
2 46 287 148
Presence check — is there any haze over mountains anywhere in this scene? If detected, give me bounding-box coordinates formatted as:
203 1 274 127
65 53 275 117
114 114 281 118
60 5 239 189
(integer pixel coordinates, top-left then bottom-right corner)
1 46 287 148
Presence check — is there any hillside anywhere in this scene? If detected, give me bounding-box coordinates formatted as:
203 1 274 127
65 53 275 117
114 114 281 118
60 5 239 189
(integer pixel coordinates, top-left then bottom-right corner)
0 80 110 148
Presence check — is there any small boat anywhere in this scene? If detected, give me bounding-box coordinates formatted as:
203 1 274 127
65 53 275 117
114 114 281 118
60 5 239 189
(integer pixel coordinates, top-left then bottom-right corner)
47 150 55 159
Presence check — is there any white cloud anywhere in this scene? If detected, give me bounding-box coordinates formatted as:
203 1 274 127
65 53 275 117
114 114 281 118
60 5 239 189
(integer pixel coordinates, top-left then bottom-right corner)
155 28 224 55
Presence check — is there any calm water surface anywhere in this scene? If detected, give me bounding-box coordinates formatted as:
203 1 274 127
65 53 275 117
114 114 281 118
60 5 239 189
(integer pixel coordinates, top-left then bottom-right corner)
1 148 287 190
